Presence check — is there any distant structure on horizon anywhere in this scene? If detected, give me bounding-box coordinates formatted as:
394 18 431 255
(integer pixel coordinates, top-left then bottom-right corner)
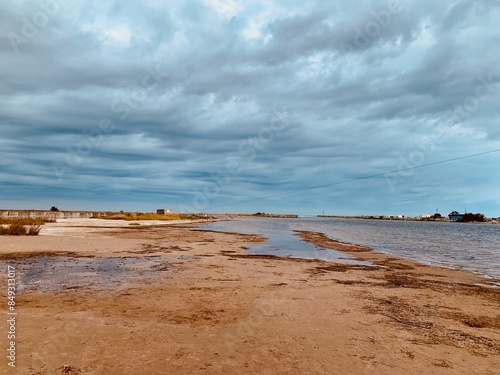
448 211 465 221
156 208 173 215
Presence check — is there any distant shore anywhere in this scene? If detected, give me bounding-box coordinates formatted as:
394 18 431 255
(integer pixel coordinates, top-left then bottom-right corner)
2 209 497 223
316 214 499 224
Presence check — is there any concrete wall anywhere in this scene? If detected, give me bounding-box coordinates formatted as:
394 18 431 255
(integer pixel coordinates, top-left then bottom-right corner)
0 210 112 219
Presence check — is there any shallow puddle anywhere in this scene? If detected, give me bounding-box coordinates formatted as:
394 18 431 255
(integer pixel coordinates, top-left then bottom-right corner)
6 256 187 293
199 223 373 265
245 233 373 265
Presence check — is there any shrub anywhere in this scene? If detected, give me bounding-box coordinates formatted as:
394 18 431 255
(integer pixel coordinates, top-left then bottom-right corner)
0 223 27 235
26 225 41 235
0 218 52 235
461 213 486 222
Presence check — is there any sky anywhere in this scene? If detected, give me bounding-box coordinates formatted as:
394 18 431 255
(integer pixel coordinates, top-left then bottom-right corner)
0 0 499 217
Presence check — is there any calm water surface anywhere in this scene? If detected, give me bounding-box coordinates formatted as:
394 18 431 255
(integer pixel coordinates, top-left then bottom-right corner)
202 217 500 279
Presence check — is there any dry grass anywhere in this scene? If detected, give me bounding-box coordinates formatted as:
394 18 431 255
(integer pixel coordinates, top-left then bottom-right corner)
26 225 42 235
0 217 56 225
101 212 207 221
0 224 41 236
0 217 53 236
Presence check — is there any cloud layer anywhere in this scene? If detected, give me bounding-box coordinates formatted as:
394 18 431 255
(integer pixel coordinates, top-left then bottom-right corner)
1 0 499 216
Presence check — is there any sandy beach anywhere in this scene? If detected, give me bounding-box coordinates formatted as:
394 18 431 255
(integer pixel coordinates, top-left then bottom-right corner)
0 219 499 374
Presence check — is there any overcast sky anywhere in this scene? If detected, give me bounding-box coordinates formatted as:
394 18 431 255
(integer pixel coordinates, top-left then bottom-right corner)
1 0 499 216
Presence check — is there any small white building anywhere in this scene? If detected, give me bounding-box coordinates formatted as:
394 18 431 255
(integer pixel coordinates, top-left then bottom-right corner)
156 209 173 214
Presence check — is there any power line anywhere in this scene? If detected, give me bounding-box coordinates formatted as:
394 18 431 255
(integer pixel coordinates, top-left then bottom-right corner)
205 148 500 211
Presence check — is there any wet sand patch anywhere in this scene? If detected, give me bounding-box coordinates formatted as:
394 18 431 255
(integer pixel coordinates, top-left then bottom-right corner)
2 255 177 293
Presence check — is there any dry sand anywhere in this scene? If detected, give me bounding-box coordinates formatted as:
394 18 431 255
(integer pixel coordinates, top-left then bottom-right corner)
0 219 499 374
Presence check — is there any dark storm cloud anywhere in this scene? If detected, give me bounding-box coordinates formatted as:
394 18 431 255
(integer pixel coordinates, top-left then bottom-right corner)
0 0 499 215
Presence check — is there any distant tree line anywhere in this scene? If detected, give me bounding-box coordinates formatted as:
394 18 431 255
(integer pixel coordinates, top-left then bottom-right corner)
460 213 486 222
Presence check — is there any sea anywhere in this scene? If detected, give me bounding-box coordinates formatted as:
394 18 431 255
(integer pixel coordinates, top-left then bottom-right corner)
201 217 500 280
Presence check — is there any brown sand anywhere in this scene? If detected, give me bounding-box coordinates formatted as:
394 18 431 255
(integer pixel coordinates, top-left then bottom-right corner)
0 219 499 374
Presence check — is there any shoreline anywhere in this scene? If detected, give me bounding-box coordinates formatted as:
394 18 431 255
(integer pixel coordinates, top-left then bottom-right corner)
295 230 500 287
198 218 500 281
0 219 498 374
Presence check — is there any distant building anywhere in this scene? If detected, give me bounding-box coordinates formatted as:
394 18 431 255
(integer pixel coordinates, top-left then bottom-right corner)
419 214 432 218
448 211 464 221
157 209 173 215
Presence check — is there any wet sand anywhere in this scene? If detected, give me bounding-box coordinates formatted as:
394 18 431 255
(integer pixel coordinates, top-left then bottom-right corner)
0 219 499 374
